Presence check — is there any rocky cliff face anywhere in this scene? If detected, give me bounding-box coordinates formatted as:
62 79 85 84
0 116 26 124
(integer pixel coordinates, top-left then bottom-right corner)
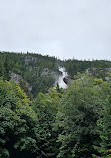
10 72 32 94
24 56 38 65
87 67 111 81
10 72 21 84
63 75 72 85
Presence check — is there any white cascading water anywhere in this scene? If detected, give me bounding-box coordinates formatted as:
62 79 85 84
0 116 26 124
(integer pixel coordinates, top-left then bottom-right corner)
55 67 68 89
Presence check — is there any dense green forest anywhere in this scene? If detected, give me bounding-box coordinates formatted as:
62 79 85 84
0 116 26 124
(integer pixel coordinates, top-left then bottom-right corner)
0 51 60 98
0 51 111 158
64 59 111 78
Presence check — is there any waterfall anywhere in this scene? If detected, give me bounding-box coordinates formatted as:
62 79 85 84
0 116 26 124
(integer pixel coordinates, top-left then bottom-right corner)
54 67 68 89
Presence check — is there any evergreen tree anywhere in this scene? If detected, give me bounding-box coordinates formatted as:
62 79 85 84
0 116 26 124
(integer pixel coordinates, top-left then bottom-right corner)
93 81 111 158
55 74 102 158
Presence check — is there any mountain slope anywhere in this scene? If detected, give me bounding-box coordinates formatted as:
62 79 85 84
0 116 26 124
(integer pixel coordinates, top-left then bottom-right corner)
0 51 111 98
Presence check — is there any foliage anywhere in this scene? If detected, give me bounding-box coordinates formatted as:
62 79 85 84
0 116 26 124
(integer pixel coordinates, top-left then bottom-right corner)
93 81 111 158
0 79 38 158
64 59 111 79
32 88 63 157
55 74 104 158
0 51 59 98
0 51 111 158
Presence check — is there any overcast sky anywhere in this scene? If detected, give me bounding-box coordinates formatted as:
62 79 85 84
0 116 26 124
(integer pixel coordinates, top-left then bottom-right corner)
0 0 111 60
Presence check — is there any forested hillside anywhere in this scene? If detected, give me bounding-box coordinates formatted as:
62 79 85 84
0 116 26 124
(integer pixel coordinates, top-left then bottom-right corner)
0 51 111 98
0 51 111 158
0 51 60 98
64 59 111 78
